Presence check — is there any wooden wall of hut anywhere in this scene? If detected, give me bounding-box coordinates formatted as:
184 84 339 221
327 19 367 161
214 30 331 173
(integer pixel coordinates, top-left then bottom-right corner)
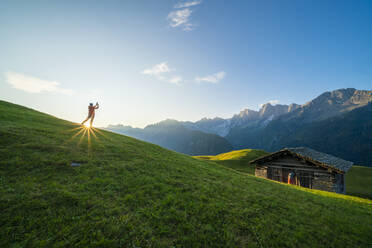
254 154 345 194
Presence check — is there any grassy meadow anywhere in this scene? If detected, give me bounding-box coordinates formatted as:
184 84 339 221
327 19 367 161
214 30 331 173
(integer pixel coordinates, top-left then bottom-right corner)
1 100 372 247
346 166 372 199
195 149 268 174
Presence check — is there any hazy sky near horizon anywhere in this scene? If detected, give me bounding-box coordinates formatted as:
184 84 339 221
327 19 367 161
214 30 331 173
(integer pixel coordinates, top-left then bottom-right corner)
1 0 371 127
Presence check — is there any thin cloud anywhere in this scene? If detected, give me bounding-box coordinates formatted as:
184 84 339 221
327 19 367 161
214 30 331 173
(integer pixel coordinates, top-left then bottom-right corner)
167 1 202 31
167 8 193 31
168 76 183 85
142 63 224 86
174 0 202 9
195 71 226 83
142 62 182 85
5 72 75 95
142 62 171 76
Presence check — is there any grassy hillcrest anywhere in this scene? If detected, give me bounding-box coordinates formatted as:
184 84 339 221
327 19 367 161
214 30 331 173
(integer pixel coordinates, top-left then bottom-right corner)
1 100 372 247
195 149 268 174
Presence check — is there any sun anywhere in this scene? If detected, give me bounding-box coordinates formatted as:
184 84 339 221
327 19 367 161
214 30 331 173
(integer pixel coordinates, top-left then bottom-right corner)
83 123 91 128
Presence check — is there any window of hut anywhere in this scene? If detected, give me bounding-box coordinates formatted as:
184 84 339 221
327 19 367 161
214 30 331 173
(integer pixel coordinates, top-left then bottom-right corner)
267 167 273 180
272 168 281 182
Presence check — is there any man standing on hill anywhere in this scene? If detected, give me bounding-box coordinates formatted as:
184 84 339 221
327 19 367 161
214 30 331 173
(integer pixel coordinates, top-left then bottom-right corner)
81 102 99 127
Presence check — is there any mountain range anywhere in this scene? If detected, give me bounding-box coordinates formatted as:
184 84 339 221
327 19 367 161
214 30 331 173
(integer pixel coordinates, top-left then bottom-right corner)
106 88 372 166
106 119 233 156
182 102 301 137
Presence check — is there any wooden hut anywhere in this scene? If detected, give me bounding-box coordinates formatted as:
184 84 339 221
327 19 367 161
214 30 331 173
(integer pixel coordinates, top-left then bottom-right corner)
250 147 353 194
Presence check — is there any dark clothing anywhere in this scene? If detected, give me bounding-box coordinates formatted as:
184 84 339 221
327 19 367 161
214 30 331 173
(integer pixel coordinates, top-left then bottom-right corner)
82 103 99 126
88 106 95 116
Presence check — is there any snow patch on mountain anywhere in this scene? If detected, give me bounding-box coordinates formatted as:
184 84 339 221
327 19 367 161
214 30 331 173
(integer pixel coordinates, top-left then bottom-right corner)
181 102 299 137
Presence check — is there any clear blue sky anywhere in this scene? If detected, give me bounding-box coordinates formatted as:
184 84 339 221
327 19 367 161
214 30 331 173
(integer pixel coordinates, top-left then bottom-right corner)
1 0 371 127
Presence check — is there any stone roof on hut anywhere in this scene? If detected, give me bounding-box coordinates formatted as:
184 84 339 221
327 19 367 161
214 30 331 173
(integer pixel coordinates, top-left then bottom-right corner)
251 147 354 173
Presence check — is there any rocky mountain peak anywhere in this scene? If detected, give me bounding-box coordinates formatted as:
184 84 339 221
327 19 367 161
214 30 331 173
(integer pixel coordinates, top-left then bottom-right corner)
291 88 372 122
259 103 290 118
235 109 259 119
348 89 372 105
288 103 301 112
306 88 356 107
330 88 356 100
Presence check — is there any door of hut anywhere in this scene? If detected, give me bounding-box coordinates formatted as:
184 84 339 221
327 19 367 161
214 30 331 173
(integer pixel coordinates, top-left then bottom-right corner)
282 169 290 183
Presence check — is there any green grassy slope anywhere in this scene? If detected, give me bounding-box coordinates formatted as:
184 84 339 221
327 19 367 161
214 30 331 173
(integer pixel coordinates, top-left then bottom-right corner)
346 166 372 199
1 100 372 247
195 149 268 174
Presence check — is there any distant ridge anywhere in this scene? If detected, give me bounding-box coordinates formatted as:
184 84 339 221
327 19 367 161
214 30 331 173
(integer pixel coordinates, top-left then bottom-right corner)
106 119 233 156
182 102 299 136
